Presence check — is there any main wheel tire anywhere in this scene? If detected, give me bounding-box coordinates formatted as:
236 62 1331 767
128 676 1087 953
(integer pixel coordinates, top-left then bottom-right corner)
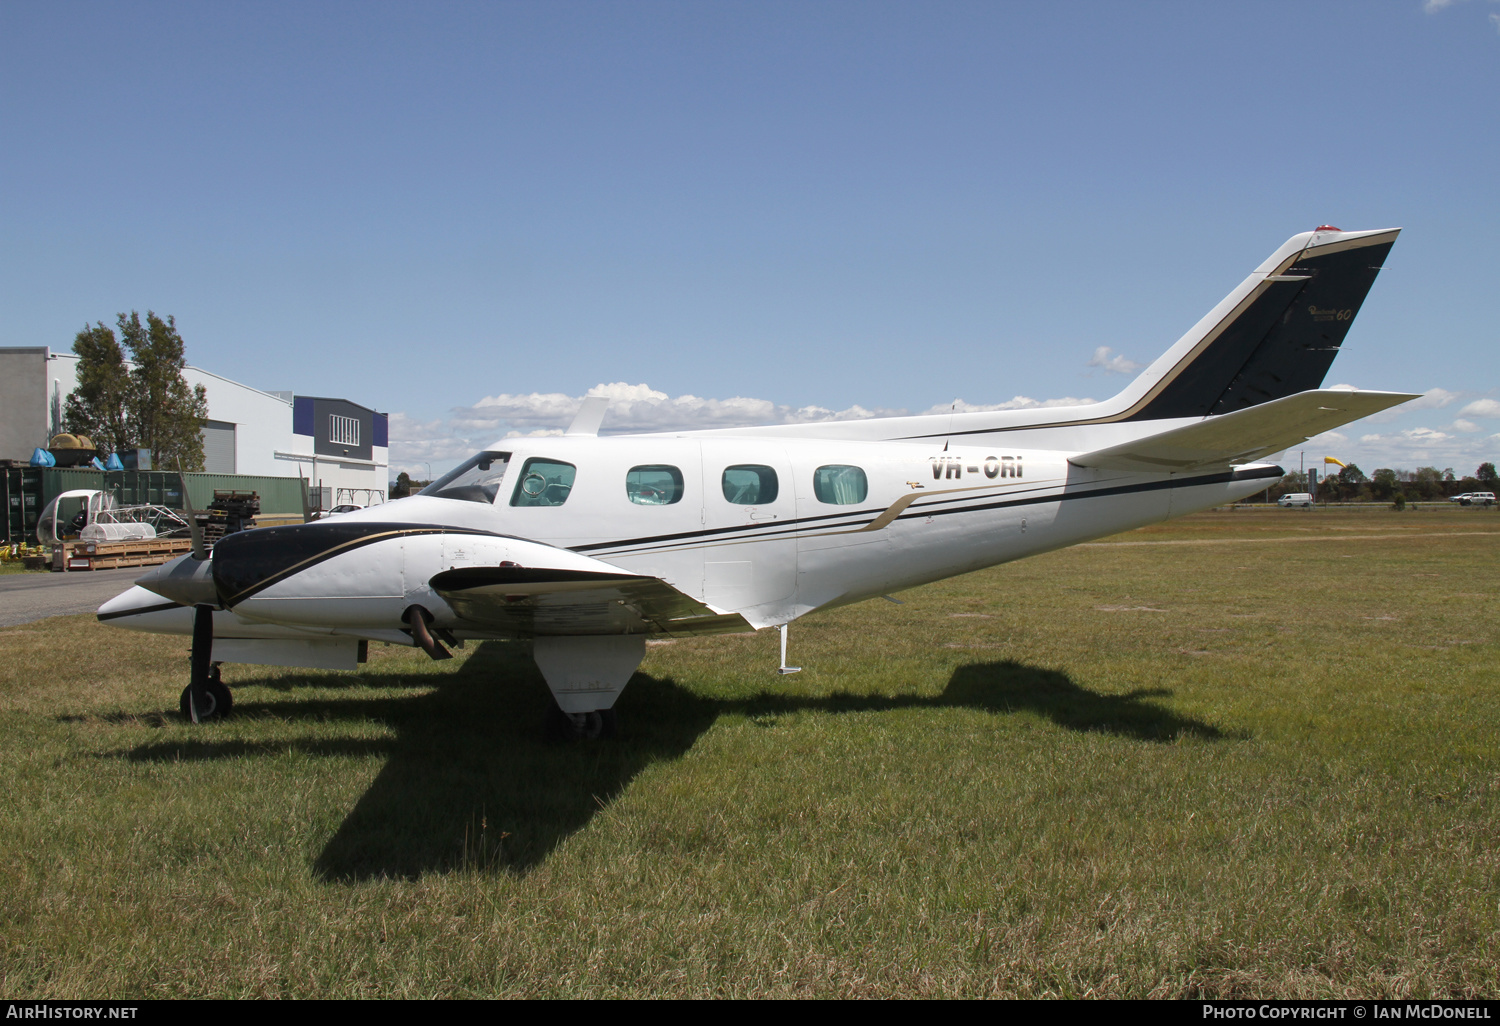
180 677 233 722
545 703 618 742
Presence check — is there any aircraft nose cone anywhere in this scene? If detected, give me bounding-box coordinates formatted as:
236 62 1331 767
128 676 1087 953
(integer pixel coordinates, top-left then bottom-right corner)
135 552 219 607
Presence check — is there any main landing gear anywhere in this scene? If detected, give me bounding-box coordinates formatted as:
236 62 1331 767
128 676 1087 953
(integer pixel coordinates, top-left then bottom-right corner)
532 635 643 743
545 702 618 742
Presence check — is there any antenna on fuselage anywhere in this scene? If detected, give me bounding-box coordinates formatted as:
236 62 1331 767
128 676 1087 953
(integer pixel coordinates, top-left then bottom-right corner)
777 623 801 675
566 395 611 437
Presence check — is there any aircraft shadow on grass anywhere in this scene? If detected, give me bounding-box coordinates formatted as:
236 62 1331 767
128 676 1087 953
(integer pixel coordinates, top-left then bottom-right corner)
109 642 1233 880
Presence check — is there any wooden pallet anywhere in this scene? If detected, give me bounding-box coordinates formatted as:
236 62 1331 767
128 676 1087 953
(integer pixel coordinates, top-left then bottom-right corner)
61 537 194 571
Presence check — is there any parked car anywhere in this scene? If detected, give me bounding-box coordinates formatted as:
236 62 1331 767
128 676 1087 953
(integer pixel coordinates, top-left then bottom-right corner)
313 504 363 519
1450 492 1496 506
1278 493 1314 507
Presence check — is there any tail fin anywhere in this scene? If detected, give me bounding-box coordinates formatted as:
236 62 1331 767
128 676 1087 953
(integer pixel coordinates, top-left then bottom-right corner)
1119 227 1399 421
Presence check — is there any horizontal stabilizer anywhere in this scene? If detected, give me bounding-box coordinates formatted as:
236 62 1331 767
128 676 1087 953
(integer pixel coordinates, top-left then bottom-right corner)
1068 389 1418 472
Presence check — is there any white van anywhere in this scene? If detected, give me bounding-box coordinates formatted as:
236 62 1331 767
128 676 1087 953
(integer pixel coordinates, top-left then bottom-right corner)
1278 493 1314 507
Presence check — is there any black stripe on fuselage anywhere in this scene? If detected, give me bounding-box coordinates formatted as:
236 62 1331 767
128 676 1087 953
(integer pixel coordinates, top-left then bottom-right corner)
571 466 1282 556
569 481 1066 555
97 600 185 622
892 464 1279 523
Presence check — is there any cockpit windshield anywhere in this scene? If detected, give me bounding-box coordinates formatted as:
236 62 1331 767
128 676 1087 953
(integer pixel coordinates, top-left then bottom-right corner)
419 451 512 504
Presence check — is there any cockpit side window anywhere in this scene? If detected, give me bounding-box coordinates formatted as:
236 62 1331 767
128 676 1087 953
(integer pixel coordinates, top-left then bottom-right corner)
510 458 578 507
419 451 512 504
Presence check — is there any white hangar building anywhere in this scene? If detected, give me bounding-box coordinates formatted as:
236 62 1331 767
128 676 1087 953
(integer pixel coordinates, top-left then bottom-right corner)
0 346 389 507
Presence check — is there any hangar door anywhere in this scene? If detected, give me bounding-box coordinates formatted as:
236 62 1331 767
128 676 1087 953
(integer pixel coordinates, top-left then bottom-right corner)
201 420 237 474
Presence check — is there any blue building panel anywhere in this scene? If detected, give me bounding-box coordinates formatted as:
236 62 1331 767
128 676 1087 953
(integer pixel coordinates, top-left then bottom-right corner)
292 396 315 438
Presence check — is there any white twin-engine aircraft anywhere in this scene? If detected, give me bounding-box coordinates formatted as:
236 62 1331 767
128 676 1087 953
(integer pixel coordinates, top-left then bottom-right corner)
100 226 1416 738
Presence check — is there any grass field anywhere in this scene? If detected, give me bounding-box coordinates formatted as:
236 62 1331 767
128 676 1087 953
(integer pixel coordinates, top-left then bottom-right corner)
2 506 1497 998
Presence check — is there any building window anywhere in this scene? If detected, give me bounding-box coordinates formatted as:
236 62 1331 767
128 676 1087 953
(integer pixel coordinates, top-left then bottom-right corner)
329 414 360 446
812 465 868 504
626 465 684 505
722 465 778 505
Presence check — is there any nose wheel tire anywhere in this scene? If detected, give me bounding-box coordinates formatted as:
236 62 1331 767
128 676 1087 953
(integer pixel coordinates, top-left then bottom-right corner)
180 671 233 722
545 702 617 742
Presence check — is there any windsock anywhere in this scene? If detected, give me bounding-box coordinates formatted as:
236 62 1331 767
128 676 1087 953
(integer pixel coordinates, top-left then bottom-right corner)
1324 457 1347 469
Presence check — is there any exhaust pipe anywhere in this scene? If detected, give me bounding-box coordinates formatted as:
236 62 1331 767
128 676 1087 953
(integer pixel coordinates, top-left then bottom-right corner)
404 606 452 660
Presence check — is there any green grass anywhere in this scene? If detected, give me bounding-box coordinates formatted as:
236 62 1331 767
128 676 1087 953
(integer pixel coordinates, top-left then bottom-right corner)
2 507 1498 997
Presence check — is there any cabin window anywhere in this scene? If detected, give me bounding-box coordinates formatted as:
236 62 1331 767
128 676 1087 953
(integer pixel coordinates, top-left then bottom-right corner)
813 464 868 505
722 464 778 505
626 465 684 505
420 450 511 504
510 458 577 507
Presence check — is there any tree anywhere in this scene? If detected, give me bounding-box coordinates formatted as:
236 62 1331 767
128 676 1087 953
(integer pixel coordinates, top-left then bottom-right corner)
1370 468 1399 502
62 323 132 454
120 311 208 472
1479 462 1498 486
1333 463 1368 501
1411 466 1445 501
392 472 414 498
60 310 209 471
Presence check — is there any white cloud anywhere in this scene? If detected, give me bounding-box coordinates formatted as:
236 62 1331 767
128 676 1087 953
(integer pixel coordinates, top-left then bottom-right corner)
1408 387 1460 409
1424 0 1460 11
1459 398 1500 418
450 383 911 438
919 396 1095 415
1491 11 1500 33
1087 346 1142 375
1363 386 1462 424
1451 419 1480 433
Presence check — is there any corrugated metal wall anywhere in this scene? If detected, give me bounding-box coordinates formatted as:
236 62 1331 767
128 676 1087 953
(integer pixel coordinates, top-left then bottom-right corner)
3 468 309 544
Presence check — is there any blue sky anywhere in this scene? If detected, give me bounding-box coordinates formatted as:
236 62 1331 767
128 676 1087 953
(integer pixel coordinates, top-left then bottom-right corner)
3 0 1497 477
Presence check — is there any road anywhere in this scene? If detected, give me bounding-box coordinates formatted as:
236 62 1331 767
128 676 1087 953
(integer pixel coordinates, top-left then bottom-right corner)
0 569 144 628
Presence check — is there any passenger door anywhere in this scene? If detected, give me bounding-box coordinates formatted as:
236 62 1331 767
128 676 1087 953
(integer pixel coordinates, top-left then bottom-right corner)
699 441 798 626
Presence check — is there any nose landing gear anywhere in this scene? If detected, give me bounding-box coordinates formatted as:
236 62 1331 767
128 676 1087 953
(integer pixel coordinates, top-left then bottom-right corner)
181 603 232 722
180 666 233 722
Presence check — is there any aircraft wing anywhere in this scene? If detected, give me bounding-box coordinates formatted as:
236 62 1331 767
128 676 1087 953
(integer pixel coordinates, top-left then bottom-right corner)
429 566 751 637
1068 389 1419 472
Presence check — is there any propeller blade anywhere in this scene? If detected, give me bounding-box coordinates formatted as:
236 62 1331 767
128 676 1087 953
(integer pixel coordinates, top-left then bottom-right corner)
177 465 207 561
